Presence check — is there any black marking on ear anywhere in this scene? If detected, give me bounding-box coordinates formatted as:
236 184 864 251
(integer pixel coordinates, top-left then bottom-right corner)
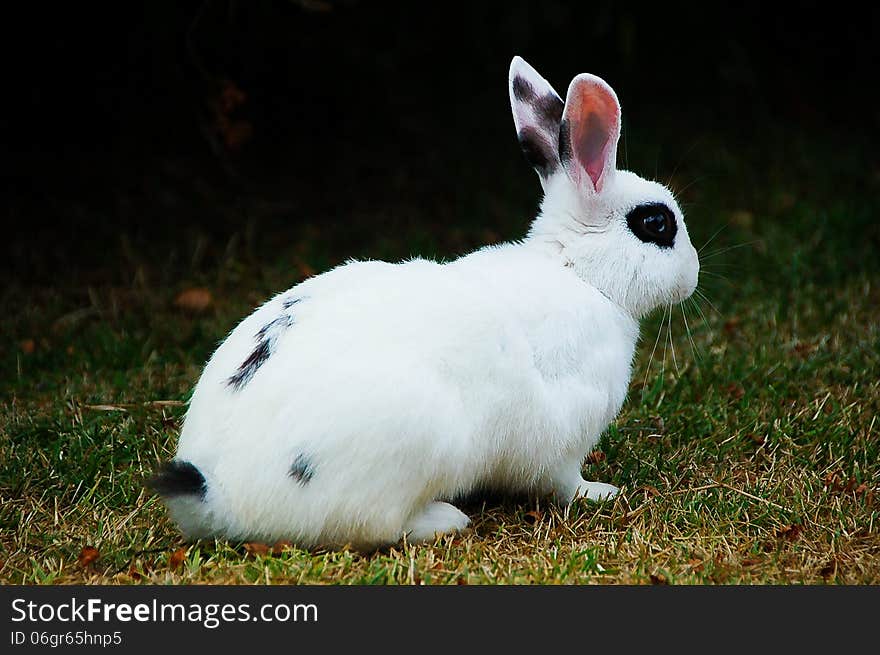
289 454 314 485
512 75 537 102
227 338 272 391
518 127 558 177
534 93 564 131
281 297 302 310
147 460 207 500
558 118 573 166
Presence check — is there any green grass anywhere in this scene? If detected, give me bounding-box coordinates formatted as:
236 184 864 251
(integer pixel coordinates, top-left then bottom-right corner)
2 129 878 584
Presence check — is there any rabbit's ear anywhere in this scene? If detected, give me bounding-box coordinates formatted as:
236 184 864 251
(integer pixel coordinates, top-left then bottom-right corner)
509 56 565 182
559 74 621 194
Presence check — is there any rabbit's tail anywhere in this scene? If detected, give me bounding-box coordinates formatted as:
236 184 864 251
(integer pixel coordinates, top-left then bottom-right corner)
147 460 207 498
148 460 216 539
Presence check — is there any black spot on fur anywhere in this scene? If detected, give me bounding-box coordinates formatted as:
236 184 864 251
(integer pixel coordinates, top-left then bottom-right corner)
512 75 536 102
289 454 314 485
534 93 564 131
227 338 272 390
147 460 207 499
256 314 293 340
518 127 558 177
228 303 300 391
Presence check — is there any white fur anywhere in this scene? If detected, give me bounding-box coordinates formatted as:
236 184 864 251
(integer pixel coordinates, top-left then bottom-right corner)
160 57 699 548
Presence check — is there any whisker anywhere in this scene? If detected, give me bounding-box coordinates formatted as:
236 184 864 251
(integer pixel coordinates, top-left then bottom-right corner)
670 175 706 199
694 288 723 317
642 310 666 401
680 301 701 365
697 270 734 287
665 138 704 191
700 260 742 269
688 296 714 336
660 304 671 394
700 271 733 284
699 240 762 262
668 303 680 375
698 221 732 254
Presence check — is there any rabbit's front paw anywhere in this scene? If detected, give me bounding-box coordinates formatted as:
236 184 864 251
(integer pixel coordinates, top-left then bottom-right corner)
576 480 619 501
403 501 470 543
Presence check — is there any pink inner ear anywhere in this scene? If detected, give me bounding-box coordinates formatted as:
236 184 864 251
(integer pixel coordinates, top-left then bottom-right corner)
567 83 620 191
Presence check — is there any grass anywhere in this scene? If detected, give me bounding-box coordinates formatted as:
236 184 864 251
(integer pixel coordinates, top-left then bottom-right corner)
2 127 878 584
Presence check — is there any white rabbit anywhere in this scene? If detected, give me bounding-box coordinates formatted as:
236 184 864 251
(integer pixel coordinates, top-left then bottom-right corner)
149 56 699 548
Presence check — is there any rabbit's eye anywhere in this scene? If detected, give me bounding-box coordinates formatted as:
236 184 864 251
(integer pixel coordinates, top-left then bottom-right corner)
626 203 677 248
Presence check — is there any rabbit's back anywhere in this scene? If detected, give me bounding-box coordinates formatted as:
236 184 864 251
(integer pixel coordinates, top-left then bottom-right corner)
169 246 636 543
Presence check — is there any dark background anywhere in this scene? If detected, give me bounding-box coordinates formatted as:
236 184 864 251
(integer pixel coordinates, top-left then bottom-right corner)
3 1 878 287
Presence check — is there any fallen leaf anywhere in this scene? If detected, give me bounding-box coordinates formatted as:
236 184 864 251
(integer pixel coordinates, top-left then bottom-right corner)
78 546 99 567
272 540 293 555
168 548 187 569
174 288 213 314
723 317 741 335
776 524 802 541
524 510 543 524
456 577 468 585
747 433 766 446
586 451 606 464
649 573 668 585
243 542 271 557
741 557 761 567
20 339 36 354
823 471 841 490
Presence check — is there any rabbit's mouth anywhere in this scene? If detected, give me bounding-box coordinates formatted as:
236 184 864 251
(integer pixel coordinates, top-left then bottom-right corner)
674 245 700 304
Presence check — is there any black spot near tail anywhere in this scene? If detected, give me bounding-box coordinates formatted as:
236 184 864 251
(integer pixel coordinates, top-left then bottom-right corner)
226 338 272 391
289 454 314 485
147 461 207 500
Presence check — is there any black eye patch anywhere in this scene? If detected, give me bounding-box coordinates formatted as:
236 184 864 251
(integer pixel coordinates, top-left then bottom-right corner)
625 203 677 248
